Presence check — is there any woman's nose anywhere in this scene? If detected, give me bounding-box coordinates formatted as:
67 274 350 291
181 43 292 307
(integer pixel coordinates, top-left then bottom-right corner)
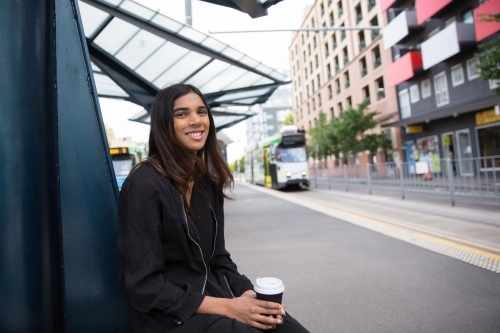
189 112 201 125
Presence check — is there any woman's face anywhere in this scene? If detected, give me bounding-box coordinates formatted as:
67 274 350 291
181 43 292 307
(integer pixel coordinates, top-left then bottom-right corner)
172 92 210 154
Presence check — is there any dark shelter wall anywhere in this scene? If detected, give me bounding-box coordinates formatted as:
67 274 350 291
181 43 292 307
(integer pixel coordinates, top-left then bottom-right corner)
0 0 130 331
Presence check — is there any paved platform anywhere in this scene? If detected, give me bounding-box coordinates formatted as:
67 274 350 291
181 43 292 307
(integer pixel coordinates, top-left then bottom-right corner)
224 182 500 333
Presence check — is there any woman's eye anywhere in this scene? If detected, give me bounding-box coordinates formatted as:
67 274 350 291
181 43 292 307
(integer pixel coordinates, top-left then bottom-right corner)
198 109 208 115
175 112 187 117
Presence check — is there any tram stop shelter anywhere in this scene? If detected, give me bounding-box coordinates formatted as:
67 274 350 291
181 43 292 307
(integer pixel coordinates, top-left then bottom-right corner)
0 0 286 332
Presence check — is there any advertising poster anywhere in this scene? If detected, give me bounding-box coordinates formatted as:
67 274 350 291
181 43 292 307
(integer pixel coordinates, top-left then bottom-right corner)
416 135 441 173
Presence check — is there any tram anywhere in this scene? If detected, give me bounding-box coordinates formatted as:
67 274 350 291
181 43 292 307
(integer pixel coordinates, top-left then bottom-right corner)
245 125 309 189
109 146 145 189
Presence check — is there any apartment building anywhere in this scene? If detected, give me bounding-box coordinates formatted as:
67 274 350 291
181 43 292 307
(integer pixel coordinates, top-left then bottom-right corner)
289 0 400 165
381 0 500 173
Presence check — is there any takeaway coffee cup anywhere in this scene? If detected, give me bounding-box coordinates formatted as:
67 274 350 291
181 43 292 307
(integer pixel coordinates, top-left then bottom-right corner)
254 277 285 304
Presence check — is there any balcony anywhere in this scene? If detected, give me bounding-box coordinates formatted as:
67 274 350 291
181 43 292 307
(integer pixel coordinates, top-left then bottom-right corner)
474 0 500 42
416 0 452 25
421 22 476 70
382 10 419 50
387 51 422 87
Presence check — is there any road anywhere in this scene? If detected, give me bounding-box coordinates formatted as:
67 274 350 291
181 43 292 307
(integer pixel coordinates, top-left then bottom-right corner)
224 183 500 333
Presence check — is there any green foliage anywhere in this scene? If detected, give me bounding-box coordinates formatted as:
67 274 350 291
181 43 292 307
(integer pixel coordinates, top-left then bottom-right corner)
229 156 245 173
476 13 500 95
308 100 390 163
282 111 294 126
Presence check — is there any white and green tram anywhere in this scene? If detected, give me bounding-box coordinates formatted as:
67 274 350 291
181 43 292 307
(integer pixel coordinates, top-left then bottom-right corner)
245 126 309 189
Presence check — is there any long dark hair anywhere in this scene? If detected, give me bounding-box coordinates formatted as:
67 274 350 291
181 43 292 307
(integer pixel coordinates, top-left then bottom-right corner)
139 83 233 214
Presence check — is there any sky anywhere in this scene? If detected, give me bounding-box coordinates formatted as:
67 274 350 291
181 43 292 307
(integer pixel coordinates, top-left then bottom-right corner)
99 0 314 162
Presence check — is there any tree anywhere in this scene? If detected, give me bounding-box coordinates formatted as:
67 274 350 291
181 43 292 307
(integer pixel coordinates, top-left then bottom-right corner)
282 111 294 126
307 100 388 165
476 13 500 95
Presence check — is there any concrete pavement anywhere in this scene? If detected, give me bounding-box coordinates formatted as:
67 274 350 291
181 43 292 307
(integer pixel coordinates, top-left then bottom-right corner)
223 183 500 333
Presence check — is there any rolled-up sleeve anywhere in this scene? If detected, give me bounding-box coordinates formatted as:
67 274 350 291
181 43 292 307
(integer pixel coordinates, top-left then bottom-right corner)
118 167 204 322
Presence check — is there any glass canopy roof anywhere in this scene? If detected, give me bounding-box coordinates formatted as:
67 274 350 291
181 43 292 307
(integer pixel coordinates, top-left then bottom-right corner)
78 0 287 130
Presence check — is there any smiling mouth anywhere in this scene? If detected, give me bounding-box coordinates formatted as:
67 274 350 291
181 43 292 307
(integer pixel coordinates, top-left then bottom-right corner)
186 131 203 138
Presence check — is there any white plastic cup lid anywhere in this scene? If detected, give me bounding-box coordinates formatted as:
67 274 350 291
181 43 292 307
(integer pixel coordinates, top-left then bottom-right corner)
254 277 285 295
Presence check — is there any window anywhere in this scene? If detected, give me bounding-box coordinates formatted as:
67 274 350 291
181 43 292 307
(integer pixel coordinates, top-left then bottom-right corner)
355 4 362 24
334 56 340 72
362 85 371 105
340 23 346 40
421 79 431 98
312 98 316 110
308 44 311 56
311 18 315 27
399 89 411 118
313 36 317 49
375 76 385 100
310 62 313 74
467 57 480 80
368 0 376 11
327 64 332 79
329 12 334 26
337 0 343 17
318 93 322 107
325 42 329 57
335 78 341 94
312 79 315 92
307 102 310 114
477 123 500 168
451 64 465 86
328 85 333 99
330 107 334 119
343 47 349 65
301 34 304 45
338 102 343 114
409 84 420 103
321 3 325 15
315 55 319 68
306 85 309 97
462 9 473 24
490 79 500 90
360 57 367 77
372 45 381 68
344 71 350 88
370 16 380 39
433 72 449 107
346 96 352 107
317 74 321 88
332 34 337 49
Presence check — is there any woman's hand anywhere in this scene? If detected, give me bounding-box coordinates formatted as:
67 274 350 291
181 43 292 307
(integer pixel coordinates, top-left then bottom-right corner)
225 296 285 330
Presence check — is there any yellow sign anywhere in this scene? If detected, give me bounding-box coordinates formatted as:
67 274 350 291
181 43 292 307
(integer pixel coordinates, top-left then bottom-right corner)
110 147 128 155
476 109 500 126
406 125 423 134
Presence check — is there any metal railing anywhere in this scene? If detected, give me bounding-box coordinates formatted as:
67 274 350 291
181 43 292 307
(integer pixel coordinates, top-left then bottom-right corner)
310 156 500 208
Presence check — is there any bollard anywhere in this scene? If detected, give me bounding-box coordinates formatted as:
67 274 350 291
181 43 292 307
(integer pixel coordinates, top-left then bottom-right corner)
400 164 405 200
493 157 498 203
344 164 349 192
327 163 331 190
367 163 372 195
446 158 455 206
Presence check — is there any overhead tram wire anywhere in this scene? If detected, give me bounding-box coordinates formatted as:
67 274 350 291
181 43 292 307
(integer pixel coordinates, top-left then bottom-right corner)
209 26 382 34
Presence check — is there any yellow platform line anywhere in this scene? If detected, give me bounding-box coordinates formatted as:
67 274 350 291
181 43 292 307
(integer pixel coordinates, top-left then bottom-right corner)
243 183 500 261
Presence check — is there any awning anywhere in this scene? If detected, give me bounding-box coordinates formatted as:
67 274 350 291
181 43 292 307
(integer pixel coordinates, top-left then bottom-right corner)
78 0 287 130
382 96 500 128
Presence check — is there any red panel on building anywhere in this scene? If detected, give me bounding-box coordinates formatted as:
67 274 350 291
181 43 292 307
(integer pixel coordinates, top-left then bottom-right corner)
388 52 423 87
380 0 397 12
474 0 500 42
416 0 452 25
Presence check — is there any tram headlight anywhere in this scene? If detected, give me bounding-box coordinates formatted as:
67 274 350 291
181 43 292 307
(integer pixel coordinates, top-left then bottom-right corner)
285 171 292 178
301 170 307 177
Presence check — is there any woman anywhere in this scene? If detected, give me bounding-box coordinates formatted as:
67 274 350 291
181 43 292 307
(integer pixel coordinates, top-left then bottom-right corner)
118 84 309 333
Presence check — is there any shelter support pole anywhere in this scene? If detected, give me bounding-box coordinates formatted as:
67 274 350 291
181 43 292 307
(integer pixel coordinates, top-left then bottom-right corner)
0 0 130 331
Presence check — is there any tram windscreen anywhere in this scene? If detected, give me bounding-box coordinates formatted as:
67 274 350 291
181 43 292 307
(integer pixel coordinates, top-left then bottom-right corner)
276 146 307 162
112 159 134 176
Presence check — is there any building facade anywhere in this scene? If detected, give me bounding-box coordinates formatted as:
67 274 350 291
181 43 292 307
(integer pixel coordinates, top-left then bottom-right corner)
381 0 500 174
289 0 400 166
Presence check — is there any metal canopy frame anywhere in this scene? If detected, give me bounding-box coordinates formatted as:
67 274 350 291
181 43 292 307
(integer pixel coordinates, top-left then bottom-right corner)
79 0 287 130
